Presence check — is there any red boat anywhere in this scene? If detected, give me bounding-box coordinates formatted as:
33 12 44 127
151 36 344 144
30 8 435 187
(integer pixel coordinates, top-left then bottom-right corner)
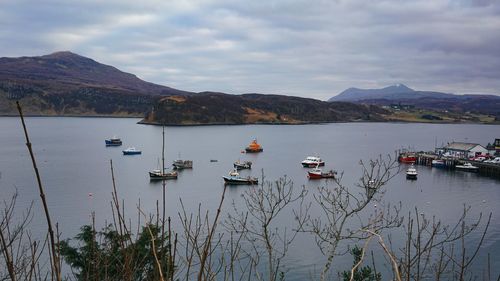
399 154 417 163
307 167 336 179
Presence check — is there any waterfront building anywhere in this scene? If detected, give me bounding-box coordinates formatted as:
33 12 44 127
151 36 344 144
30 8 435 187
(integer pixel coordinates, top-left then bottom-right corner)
442 142 488 158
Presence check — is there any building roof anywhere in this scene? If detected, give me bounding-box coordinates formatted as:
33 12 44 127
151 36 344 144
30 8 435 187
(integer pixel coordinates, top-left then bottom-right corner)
444 142 485 151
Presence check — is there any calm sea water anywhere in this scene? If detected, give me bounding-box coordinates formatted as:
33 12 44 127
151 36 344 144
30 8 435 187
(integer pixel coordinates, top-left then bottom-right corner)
1 117 499 279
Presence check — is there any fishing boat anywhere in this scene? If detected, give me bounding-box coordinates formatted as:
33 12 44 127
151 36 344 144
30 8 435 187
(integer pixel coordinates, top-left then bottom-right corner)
223 170 258 185
149 169 178 180
105 136 122 146
399 153 417 164
173 159 193 170
123 147 141 155
301 156 325 167
307 166 336 179
455 162 479 172
431 159 446 168
406 164 418 180
234 160 252 170
245 139 263 153
149 126 177 180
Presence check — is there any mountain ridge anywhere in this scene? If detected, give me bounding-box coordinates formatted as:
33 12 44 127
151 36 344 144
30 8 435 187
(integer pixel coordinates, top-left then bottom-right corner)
328 84 500 116
0 51 390 123
0 51 191 96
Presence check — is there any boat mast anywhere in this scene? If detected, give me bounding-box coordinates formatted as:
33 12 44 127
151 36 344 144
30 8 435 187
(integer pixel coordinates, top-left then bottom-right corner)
162 125 165 173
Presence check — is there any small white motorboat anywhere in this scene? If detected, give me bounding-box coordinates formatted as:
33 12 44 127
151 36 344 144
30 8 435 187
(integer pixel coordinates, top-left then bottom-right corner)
455 162 479 172
406 164 418 180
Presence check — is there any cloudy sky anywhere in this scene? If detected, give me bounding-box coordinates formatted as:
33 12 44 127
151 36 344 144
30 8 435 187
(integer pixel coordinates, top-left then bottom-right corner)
1 0 499 100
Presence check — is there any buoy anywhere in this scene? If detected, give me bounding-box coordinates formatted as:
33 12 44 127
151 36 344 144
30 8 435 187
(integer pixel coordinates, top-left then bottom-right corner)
374 204 377 208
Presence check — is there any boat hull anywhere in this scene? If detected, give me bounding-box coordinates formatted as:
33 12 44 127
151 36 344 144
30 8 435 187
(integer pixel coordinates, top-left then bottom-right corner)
455 167 479 172
105 140 122 146
123 151 141 155
149 172 178 180
245 148 263 153
406 173 417 180
223 176 258 185
308 171 335 179
399 157 416 164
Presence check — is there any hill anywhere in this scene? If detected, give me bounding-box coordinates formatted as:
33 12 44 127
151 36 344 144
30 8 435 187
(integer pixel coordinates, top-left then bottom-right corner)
0 52 390 122
328 84 500 116
328 84 455 102
141 92 388 125
0 52 190 116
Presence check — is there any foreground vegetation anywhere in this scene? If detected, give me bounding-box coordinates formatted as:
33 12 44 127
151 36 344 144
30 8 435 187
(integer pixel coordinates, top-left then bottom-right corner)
0 103 496 281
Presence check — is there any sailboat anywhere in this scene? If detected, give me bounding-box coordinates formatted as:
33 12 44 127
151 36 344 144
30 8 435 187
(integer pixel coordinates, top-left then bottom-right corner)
149 126 178 180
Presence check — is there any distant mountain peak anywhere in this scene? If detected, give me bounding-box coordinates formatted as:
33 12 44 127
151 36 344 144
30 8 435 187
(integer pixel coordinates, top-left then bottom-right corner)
46 51 78 57
329 84 416 102
384 84 414 92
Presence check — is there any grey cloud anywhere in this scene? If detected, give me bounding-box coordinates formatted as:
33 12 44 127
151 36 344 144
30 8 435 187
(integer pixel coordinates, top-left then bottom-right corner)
0 0 499 99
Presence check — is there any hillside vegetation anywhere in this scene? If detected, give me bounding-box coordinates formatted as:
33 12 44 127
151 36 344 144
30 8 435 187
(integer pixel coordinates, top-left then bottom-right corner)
141 92 388 125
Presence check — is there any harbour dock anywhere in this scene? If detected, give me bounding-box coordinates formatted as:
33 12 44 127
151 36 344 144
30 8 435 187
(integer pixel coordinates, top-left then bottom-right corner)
399 152 500 178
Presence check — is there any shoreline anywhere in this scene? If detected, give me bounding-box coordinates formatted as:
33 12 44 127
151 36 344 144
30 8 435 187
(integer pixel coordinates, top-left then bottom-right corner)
0 114 498 126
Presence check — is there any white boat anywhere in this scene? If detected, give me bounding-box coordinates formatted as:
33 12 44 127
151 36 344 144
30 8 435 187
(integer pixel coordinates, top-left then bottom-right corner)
123 147 141 155
222 169 258 185
455 162 479 172
431 159 445 168
301 156 325 167
406 164 418 180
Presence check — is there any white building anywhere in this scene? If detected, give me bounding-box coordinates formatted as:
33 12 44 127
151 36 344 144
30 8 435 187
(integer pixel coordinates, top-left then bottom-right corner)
443 142 488 158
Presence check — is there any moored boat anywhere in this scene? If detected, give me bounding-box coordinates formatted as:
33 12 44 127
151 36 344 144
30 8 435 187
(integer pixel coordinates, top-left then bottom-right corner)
406 164 418 180
455 162 479 172
149 169 178 180
431 159 445 168
123 147 141 155
223 170 258 185
234 160 252 170
399 153 417 163
105 137 122 146
173 159 193 170
301 156 325 168
149 126 177 180
307 166 336 179
245 139 263 153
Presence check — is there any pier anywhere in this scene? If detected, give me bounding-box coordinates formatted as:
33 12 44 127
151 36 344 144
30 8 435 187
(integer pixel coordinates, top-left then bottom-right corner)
400 152 500 178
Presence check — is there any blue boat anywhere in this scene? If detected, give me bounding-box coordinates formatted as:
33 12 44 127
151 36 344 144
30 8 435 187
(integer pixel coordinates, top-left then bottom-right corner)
123 147 142 155
105 137 122 146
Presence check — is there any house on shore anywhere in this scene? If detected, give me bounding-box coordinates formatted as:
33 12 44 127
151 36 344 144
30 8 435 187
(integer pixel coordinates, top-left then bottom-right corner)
486 138 500 156
442 142 488 158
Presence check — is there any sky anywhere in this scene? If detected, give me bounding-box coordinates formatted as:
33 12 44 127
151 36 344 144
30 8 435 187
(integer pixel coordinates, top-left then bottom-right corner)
1 0 500 100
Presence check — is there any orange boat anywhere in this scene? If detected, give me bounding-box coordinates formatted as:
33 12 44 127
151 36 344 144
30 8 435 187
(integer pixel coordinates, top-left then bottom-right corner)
245 139 263 153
